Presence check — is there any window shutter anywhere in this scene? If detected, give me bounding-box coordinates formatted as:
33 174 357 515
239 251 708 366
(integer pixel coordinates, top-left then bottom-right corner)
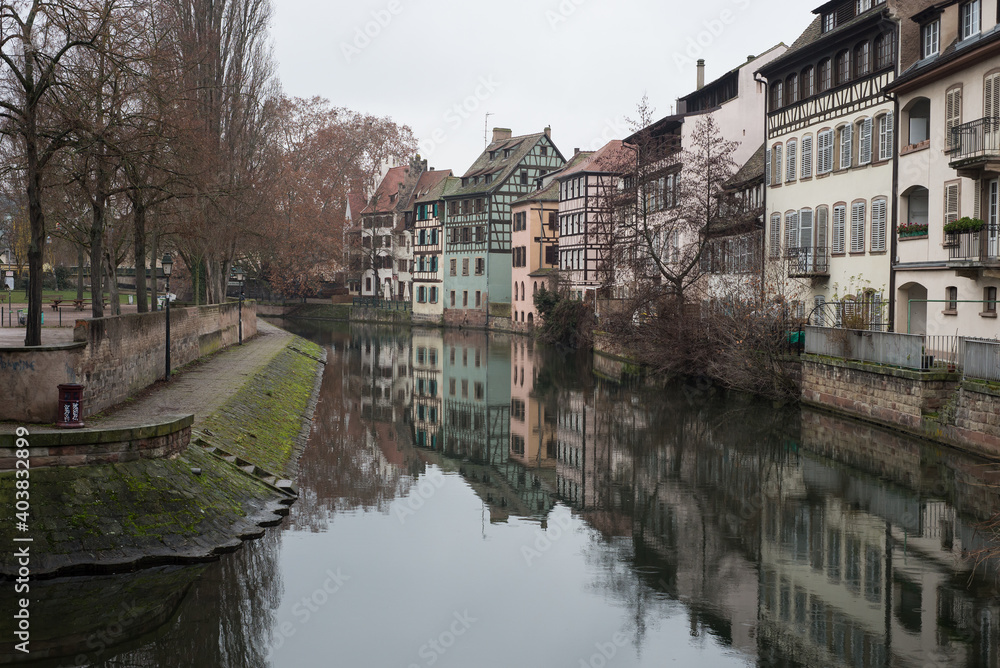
974 179 982 218
879 113 893 161
986 74 1000 119
851 201 866 253
769 213 782 258
798 208 813 250
871 198 886 252
817 206 828 250
945 182 960 224
860 117 873 164
765 148 771 185
946 87 963 149
774 145 782 184
840 124 853 169
833 205 846 254
818 130 834 174
785 211 799 252
801 135 813 178
786 140 797 182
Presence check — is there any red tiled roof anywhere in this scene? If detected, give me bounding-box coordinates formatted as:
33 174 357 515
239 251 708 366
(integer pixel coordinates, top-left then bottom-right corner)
346 192 367 221
404 169 452 210
557 140 631 178
362 165 410 214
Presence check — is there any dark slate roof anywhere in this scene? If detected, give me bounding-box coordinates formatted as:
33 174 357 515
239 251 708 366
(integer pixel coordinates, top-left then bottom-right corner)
511 178 560 206
728 143 766 188
756 8 887 76
888 23 1000 91
414 175 462 204
449 132 553 198
404 169 452 209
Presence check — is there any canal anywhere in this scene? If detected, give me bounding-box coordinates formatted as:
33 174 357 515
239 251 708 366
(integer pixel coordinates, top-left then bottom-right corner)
18 321 1000 667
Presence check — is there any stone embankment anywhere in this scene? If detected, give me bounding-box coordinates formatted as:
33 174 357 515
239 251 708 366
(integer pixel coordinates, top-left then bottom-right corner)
0 321 325 576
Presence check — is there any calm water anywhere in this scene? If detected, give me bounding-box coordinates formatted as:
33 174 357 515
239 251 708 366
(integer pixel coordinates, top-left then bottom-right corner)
15 321 1000 668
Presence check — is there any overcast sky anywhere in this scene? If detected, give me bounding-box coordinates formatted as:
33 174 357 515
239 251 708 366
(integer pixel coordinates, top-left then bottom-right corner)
272 0 812 174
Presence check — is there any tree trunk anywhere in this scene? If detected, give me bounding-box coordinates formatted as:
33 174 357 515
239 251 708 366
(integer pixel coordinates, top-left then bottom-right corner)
104 246 120 316
89 198 105 319
133 199 147 313
150 232 158 309
25 136 44 346
76 245 85 301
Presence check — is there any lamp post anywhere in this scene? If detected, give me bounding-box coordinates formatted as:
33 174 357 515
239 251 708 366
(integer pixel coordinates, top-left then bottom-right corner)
162 253 173 380
235 266 244 345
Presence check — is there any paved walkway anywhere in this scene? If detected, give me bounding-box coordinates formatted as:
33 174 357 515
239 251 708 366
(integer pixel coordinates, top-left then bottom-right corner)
0 320 292 433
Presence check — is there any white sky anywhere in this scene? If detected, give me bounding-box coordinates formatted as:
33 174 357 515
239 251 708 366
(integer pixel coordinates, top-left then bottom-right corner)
272 0 812 174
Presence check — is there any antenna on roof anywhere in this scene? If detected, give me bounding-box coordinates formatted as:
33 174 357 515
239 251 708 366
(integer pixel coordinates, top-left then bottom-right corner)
484 112 493 147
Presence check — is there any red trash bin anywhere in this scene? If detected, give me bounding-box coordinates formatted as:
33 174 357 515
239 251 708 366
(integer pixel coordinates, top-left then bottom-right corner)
56 384 85 428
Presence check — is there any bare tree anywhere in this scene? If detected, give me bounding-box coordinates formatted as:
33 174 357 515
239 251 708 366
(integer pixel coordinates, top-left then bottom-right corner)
0 0 116 344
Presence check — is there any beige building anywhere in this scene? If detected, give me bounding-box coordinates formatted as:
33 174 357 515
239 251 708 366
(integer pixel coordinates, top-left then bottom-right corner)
888 0 1000 337
509 177 561 328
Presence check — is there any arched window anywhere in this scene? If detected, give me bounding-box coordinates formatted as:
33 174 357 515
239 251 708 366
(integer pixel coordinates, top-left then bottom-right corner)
786 73 799 104
874 33 893 69
907 98 930 144
854 42 871 77
771 81 784 109
521 282 525 303
533 281 537 294
818 58 832 91
906 186 929 226
836 50 850 85
801 66 815 98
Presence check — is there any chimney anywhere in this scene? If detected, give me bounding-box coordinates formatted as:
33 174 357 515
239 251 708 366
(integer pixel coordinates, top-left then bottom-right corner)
574 148 580 155
492 127 512 142
747 55 755 62
697 59 705 90
544 126 551 139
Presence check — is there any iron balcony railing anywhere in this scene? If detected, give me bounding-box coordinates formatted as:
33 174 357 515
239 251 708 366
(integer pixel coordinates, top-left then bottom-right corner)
949 117 1000 162
352 297 411 311
786 246 830 277
947 227 1000 263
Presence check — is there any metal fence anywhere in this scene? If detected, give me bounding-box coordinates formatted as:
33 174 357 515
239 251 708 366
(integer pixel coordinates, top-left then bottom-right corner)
352 297 411 311
923 335 965 370
808 298 888 332
805 326 926 370
964 339 1000 382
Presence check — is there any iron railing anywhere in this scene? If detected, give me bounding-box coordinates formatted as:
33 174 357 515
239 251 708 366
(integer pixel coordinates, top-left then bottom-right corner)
805 326 926 369
947 228 1000 263
949 117 1000 162
787 246 830 277
352 297 411 311
964 339 1000 382
808 298 888 332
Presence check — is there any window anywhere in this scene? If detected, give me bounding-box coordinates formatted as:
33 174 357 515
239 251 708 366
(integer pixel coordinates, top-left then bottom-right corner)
818 129 834 174
877 113 893 161
475 291 481 308
945 182 960 225
818 59 832 92
430 287 438 303
548 211 557 230
946 286 958 313
823 12 835 32
801 135 813 178
417 287 425 303
520 170 528 185
856 0 872 12
773 144 782 185
475 257 484 275
462 258 469 275
984 286 997 314
786 139 797 183
854 42 870 78
909 98 930 144
907 187 929 225
461 200 470 215
771 81 783 109
476 226 485 243
961 1 980 40
462 291 468 307
545 245 558 265
786 74 799 105
922 20 939 58
871 198 887 252
944 87 960 148
832 204 847 254
858 117 873 165
850 201 866 253
985 73 999 119
836 50 850 86
450 290 455 307
475 198 484 214
838 124 853 170
765 148 771 185
541 146 548 156
801 66 814 98
875 33 893 69
785 211 799 253
450 258 457 276
817 206 829 252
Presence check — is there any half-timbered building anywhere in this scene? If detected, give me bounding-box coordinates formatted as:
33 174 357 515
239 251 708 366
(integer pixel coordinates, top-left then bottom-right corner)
887 0 1000 338
757 0 921 325
411 173 458 325
441 128 565 328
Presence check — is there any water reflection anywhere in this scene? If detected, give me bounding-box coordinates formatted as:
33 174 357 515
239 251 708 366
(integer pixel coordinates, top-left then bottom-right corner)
24 320 1000 667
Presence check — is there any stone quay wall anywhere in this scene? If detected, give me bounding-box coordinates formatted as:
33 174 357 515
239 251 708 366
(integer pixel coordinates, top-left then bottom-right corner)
0 302 256 422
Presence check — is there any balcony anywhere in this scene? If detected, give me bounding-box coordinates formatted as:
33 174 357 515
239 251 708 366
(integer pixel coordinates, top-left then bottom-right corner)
949 118 1000 176
787 247 829 278
947 228 1000 277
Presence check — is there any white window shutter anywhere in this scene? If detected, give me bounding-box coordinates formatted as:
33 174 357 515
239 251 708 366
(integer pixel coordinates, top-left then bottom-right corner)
947 87 963 149
817 206 828 250
945 183 960 224
840 124 853 169
833 205 846 254
785 211 799 251
774 145 782 184
851 201 866 253
860 118 873 164
786 140 797 182
801 135 813 178
881 112 893 160
769 213 782 258
871 199 886 252
765 148 771 185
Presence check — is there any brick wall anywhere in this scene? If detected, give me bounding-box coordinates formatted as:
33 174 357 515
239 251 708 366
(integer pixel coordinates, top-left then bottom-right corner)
443 307 488 329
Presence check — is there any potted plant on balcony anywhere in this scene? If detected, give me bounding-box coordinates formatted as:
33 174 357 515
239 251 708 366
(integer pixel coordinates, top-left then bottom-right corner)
943 216 986 234
898 223 928 238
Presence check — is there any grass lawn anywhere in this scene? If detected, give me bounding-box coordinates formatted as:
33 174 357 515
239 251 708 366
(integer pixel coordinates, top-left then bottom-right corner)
5 288 154 306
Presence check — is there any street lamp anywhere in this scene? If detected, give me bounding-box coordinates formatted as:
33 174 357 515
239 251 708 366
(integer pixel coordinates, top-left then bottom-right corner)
162 253 173 380
235 266 245 345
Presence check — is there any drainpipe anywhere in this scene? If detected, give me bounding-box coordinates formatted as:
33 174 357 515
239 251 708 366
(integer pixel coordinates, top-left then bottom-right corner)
754 70 769 304
885 88 900 332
